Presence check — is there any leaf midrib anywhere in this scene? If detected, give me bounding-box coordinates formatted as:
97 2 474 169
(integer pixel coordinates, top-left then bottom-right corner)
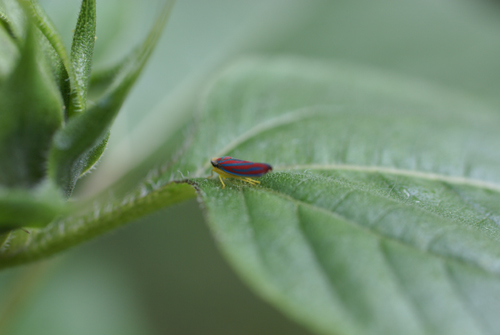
274 164 500 193
190 103 500 193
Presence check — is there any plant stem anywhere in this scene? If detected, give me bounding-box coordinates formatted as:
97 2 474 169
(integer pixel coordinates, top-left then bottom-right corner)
0 182 196 269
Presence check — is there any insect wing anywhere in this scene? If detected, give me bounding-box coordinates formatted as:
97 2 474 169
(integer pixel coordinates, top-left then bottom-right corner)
218 157 272 177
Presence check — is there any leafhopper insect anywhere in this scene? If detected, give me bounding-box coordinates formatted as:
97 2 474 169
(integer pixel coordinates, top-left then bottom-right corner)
210 156 272 189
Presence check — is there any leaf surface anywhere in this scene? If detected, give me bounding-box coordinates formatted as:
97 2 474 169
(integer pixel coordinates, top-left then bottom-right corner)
0 8 17 41
0 181 64 231
27 0 83 118
69 0 96 114
0 182 195 267
48 0 175 197
0 22 63 188
4 55 500 335
0 20 18 81
168 57 500 335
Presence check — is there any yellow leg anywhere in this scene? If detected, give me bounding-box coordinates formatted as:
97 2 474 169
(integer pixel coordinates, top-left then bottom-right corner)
243 177 259 185
219 175 226 189
210 170 213 178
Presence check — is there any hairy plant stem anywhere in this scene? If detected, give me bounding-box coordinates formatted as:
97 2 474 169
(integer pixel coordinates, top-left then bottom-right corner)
0 182 196 269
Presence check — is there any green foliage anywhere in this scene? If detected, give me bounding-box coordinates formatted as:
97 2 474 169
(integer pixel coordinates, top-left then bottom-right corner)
172 58 500 335
0 9 17 41
0 21 62 188
48 0 174 196
0 182 195 267
0 0 174 229
27 0 80 115
69 0 96 114
4 55 500 334
0 181 64 232
1 1 500 334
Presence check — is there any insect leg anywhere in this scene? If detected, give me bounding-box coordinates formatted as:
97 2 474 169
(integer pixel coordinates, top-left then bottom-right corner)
219 175 226 189
243 177 259 185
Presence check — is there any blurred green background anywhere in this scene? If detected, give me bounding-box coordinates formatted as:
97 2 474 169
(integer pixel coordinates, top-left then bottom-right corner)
0 200 312 334
1 0 500 334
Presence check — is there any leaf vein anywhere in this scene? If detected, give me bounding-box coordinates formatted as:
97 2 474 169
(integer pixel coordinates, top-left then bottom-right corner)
378 239 430 334
293 204 353 317
275 164 500 193
251 186 500 277
443 263 491 335
442 183 500 228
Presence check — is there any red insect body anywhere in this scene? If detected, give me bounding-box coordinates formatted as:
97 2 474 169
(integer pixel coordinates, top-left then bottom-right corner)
210 156 272 189
214 156 272 177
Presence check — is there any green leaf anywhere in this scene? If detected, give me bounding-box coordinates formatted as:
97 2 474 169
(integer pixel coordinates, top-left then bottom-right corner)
171 57 500 335
0 232 9 248
1 0 67 93
5 55 500 335
37 26 66 94
0 21 18 81
69 0 96 114
86 59 127 102
48 0 175 197
0 2 22 82
79 131 109 176
27 0 84 118
0 182 195 268
0 21 63 188
0 0 25 41
0 8 18 41
0 180 65 232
